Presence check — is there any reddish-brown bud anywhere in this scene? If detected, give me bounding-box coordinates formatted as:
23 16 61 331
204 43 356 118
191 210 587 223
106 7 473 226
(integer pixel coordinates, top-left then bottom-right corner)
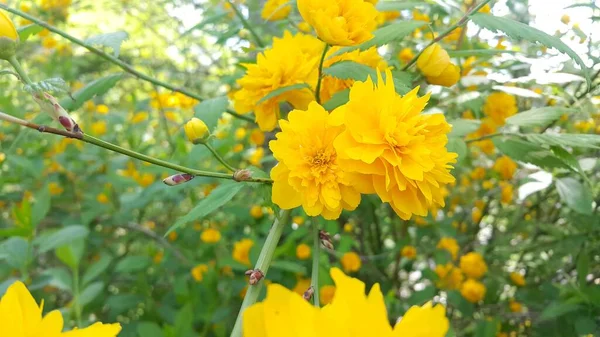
162 173 195 186
319 230 334 250
245 269 264 285
303 286 314 301
233 169 252 182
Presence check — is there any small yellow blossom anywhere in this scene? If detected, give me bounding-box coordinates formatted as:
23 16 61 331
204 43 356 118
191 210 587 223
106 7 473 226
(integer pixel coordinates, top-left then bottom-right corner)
250 205 264 219
234 127 247 140
153 251 164 264
561 14 570 25
509 299 522 312
296 243 311 260
470 167 486 180
201 228 222 243
500 182 514 204
248 147 265 166
483 92 517 126
184 117 210 144
398 48 414 63
130 112 149 124
401 245 417 259
96 104 110 115
459 252 488 279
482 180 494 190
319 285 336 305
435 263 464 290
91 121 107 136
191 264 209 282
472 207 482 223
340 251 362 273
261 0 291 21
292 277 312 295
233 238 255 266
460 279 486 303
168 231 178 242
510 272 526 287
494 156 518 180
343 223 353 232
48 182 64 196
97 193 109 204
249 129 266 145
437 237 460 260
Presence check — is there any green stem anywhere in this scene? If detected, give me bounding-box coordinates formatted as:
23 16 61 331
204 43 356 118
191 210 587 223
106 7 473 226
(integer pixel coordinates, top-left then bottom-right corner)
465 132 502 144
315 43 330 105
401 0 493 71
311 222 320 307
0 4 254 123
226 0 265 48
230 209 291 337
204 143 237 172
73 266 82 327
7 56 33 85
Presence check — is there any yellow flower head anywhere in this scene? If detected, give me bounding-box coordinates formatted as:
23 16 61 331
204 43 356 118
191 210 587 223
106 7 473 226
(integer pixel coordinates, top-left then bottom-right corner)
483 92 517 126
130 112 149 124
0 281 121 337
191 264 209 282
398 47 414 63
249 129 266 145
91 121 107 136
460 278 486 303
500 182 514 204
250 205 264 219
296 243 311 260
293 216 305 225
510 272 526 287
298 0 378 46
270 102 361 219
493 155 517 180
509 299 523 312
48 182 64 196
0 9 18 41
412 9 430 22
417 43 451 77
234 31 322 131
332 70 456 219
96 104 110 115
184 117 210 144
340 251 362 273
97 193 109 204
459 252 488 279
233 238 255 266
201 228 222 243
435 263 464 290
401 245 417 259
561 14 570 25
319 285 336 305
244 268 449 337
437 237 460 260
261 0 291 21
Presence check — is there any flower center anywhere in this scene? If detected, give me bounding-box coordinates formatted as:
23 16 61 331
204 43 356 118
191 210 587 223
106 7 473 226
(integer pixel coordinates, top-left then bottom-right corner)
308 150 335 168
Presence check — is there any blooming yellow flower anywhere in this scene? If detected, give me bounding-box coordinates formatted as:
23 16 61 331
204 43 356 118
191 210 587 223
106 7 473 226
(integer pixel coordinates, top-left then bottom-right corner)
478 4 491 13
248 147 265 166
398 48 414 63
234 127 247 140
90 120 107 136
412 9 430 22
0 10 18 41
191 264 209 282
500 182 514 204
472 207 482 223
459 252 488 279
470 167 486 180
444 26 463 42
0 281 121 337
340 251 362 273
435 263 464 290
401 245 417 259
460 279 486 303
270 102 361 219
437 237 459 260
510 272 526 287
494 155 517 180
261 0 291 21
250 205 264 219
319 285 336 305
509 299 522 312
233 238 255 266
201 228 221 243
482 180 494 190
244 268 449 337
297 0 378 46
483 92 517 126
48 182 64 196
332 70 457 219
96 104 110 115
234 31 322 131
296 243 311 260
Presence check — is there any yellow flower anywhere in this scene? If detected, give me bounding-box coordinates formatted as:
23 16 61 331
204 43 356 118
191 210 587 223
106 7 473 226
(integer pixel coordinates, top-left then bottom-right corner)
184 117 210 144
244 268 449 337
292 277 312 295
401 245 417 259
478 4 491 13
509 299 522 312
444 26 463 42
561 14 570 25
293 216 305 225
201 228 221 243
468 118 498 154
296 243 311 260
412 9 430 22
48 182 64 196
500 182 513 204
42 36 57 49
0 152 5 163
298 0 378 46
250 205 264 219
297 21 312 32
233 238 254 266
417 44 451 77
0 9 18 41
574 119 595 132
437 237 459 260
340 251 361 273
0 281 121 337
234 127 247 140
90 121 107 136
97 193 109 204
249 129 266 145
270 102 361 219
483 92 517 126
435 263 464 290
319 285 336 305
96 104 110 115
470 167 485 180
482 180 494 190
153 251 164 264
234 31 322 131
130 112 148 124
135 173 154 187
168 231 178 242
261 0 291 21
510 272 526 287
398 47 414 63
459 252 488 279
460 279 486 303
248 147 265 166
426 63 460 87
191 264 209 282
332 70 456 219
493 156 517 180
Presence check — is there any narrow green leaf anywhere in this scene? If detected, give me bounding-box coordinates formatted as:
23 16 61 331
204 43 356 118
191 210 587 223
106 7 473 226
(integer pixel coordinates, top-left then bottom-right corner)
506 107 578 127
555 177 593 215
55 239 85 269
24 78 70 95
447 137 467 163
550 146 589 184
60 73 123 111
324 61 410 94
82 254 112 286
32 186 51 228
115 255 151 273
525 133 600 149
323 89 349 111
576 251 589 286
79 281 104 307
539 302 580 321
84 31 129 57
448 119 481 137
448 49 517 58
0 237 29 269
257 83 311 105
35 226 89 253
137 322 165 337
376 1 430 11
17 24 44 41
193 96 228 131
470 13 591 89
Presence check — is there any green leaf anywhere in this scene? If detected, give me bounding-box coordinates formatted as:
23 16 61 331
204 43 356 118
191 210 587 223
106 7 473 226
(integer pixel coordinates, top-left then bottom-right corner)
555 177 593 215
60 73 123 111
447 137 467 163
79 281 104 307
271 261 307 274
574 317 596 335
550 146 589 183
194 96 229 131
31 186 51 228
35 226 89 253
137 322 165 337
330 21 426 57
24 78 69 95
576 250 589 287
323 89 349 111
470 13 591 89
55 239 85 269
448 119 481 137
17 24 44 41
84 31 129 57
506 107 578 127
525 133 600 149
257 83 311 105
115 255 151 273
448 49 517 58
376 1 430 11
475 319 498 337
539 302 580 321
324 61 410 94
0 237 29 269
168 182 245 233
494 137 568 170
82 254 112 286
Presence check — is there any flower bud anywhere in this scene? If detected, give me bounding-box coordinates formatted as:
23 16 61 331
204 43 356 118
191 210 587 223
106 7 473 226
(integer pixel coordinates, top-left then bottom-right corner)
319 230 334 250
416 43 450 77
32 92 79 132
0 10 19 60
233 169 252 182
162 173 195 186
426 63 460 87
245 269 264 285
561 15 570 25
184 117 210 144
302 286 314 301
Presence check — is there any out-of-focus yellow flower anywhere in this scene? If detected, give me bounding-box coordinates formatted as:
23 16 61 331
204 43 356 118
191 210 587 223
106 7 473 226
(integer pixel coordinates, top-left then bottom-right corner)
401 245 417 259
0 281 121 337
437 237 459 260
343 223 353 232
42 36 58 49
413 9 430 22
482 180 494 190
500 182 514 204
0 152 5 163
292 277 311 295
191 264 209 282
48 182 64 195
233 144 244 153
340 251 361 273
462 56 477 76
270 102 360 219
135 173 154 187
168 231 178 242
249 129 266 145
0 9 18 42
293 216 304 225
250 205 264 219
153 251 164 264
574 119 595 132
184 117 210 144
460 279 486 303
483 92 517 126
97 193 109 204
459 252 488 279
468 118 498 154
244 268 450 337
509 299 522 312
233 238 254 266
90 121 107 136
561 14 570 25
201 228 222 243
470 167 486 180
261 0 291 21
398 47 414 63
472 207 482 223
96 104 110 115
510 272 526 286
298 0 378 46
130 112 148 124
234 127 247 140
494 156 517 180
332 70 456 219
296 243 311 260
478 4 491 13
435 263 464 290
319 285 336 305
445 26 463 42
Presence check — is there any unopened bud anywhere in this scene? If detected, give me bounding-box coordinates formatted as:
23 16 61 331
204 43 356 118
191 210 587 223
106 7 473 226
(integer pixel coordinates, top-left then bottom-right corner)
319 230 334 250
0 10 18 60
184 117 210 144
302 286 314 301
245 269 264 285
163 173 195 186
233 169 252 182
33 92 79 132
